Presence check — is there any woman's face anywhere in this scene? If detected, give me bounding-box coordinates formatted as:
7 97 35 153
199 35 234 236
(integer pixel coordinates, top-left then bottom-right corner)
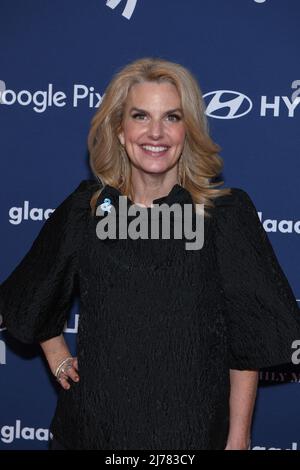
119 81 186 177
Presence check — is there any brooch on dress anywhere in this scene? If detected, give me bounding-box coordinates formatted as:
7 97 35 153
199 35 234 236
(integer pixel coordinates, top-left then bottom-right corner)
100 198 112 213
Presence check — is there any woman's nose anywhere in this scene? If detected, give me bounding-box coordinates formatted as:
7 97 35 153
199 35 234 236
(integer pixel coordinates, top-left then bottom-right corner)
147 119 164 140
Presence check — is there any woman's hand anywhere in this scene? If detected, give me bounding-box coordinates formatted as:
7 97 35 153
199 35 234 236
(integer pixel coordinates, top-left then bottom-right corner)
55 356 80 390
40 335 80 390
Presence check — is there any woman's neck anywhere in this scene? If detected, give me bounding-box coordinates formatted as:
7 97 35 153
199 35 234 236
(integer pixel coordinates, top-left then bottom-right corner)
130 170 179 207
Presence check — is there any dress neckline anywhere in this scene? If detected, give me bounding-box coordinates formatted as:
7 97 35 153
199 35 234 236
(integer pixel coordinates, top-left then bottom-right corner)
99 183 193 209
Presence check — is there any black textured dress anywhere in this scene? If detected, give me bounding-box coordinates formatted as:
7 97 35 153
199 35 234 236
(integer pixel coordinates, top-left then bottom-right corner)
1 180 300 450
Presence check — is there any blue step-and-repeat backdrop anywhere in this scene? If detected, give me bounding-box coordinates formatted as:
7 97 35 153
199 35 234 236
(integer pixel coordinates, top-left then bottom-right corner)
0 0 299 450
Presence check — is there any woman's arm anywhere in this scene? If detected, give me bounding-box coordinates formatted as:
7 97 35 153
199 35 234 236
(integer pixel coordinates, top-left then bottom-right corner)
40 334 79 389
225 369 259 450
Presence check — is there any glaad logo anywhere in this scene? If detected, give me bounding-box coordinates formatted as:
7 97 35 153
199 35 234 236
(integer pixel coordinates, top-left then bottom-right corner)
64 314 79 334
0 80 6 103
106 0 138 20
257 212 300 234
0 420 51 444
203 90 253 119
253 442 298 450
8 202 54 225
0 339 6 365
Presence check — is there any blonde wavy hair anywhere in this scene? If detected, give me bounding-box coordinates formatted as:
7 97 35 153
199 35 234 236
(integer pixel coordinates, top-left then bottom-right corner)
87 57 231 216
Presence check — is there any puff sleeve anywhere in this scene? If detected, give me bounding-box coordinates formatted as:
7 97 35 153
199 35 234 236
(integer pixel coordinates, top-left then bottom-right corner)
214 188 300 370
0 179 97 344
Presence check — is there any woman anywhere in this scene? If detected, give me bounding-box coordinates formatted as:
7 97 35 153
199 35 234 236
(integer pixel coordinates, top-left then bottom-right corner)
1 58 300 450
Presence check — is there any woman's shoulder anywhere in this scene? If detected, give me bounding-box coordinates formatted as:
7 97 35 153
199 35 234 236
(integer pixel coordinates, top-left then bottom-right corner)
72 178 101 195
65 178 101 207
213 187 256 211
212 187 260 231
44 179 101 228
212 186 263 237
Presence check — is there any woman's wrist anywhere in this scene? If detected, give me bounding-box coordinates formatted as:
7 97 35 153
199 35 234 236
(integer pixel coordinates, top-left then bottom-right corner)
40 335 72 376
225 435 251 450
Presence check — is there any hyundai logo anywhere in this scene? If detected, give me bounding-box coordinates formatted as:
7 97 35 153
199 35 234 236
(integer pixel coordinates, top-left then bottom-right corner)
203 90 253 119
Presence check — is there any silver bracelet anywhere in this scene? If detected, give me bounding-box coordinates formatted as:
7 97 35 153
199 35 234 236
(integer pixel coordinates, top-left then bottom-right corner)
54 356 73 379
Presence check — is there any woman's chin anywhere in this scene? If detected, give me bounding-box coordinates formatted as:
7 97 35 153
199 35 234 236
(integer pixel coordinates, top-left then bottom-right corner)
139 166 173 176
135 161 177 175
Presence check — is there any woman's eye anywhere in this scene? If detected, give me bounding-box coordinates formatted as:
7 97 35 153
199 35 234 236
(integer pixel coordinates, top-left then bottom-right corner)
167 114 181 122
132 113 147 120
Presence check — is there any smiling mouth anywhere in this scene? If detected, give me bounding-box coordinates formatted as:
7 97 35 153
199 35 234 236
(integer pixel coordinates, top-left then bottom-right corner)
140 144 170 156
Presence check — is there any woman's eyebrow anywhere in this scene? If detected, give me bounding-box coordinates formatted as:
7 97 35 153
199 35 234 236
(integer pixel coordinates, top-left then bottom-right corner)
129 107 183 114
129 107 147 113
164 108 183 114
